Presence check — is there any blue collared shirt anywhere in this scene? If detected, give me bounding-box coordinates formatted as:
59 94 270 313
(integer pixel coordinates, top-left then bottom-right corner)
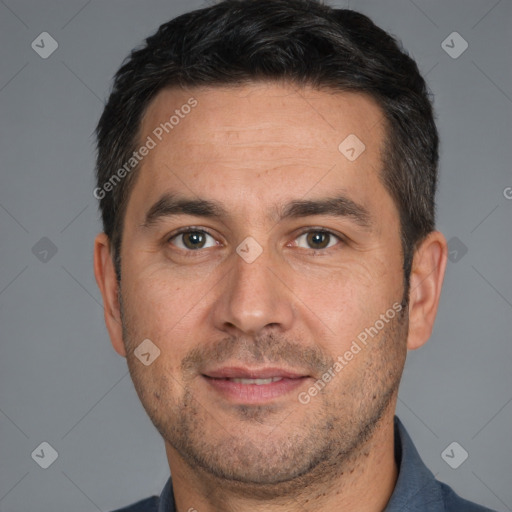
112 416 496 511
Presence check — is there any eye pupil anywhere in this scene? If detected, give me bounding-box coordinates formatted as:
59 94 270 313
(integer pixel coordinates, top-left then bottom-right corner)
176 230 334 252
307 231 329 249
184 232 205 249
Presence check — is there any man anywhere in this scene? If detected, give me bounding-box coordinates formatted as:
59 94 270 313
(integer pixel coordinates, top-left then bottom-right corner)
92 0 496 510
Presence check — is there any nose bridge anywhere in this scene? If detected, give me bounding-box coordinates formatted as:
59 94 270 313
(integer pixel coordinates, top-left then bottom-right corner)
212 240 294 335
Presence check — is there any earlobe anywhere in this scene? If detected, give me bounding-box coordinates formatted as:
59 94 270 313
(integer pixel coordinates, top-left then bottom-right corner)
93 232 127 357
406 231 448 351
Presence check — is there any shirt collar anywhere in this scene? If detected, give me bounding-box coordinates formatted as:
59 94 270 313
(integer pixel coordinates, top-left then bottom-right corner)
157 416 444 512
157 476 174 512
384 416 444 511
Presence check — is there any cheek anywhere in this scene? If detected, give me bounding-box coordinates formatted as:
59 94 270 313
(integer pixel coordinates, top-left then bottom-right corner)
287 255 401 349
121 270 192 350
287 254 381 307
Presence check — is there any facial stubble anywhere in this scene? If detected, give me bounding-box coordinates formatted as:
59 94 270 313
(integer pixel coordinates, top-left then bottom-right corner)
118 285 408 496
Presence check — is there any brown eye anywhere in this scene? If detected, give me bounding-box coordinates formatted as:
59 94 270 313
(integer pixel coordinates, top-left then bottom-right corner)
170 230 216 250
295 230 339 250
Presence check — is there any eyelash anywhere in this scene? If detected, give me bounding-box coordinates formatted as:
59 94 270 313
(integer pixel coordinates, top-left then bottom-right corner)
166 227 344 257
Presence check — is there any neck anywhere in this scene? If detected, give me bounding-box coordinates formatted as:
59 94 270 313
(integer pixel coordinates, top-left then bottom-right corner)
166 410 398 512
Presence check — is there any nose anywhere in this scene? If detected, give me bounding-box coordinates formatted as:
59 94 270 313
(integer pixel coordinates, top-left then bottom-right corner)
210 243 295 337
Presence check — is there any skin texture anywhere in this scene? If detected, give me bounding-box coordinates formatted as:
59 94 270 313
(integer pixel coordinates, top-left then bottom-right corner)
94 82 448 512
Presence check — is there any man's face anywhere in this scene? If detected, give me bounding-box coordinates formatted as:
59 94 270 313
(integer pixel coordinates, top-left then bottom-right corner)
117 83 408 486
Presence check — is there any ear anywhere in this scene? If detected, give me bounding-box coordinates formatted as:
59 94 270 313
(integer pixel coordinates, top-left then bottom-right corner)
93 232 126 357
406 231 448 351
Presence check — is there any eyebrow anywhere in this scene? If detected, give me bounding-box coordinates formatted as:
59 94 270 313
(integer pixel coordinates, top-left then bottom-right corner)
141 194 229 229
278 196 372 229
140 192 373 230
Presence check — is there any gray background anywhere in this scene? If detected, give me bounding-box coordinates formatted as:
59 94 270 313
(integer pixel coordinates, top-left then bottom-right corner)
0 0 511 510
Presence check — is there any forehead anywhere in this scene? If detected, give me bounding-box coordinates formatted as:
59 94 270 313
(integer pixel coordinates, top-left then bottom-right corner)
129 82 391 222
141 82 385 150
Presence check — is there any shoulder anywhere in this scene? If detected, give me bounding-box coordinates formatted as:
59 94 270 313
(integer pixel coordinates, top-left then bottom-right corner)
440 481 498 512
390 417 497 512
109 495 159 512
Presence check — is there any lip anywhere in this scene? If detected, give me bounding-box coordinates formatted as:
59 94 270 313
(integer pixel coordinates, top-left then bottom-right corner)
202 366 310 404
203 366 307 379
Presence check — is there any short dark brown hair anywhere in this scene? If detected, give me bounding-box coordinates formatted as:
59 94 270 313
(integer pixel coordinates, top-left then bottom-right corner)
95 0 439 301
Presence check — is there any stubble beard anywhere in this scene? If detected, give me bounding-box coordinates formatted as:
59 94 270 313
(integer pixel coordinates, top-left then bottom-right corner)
119 289 408 496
